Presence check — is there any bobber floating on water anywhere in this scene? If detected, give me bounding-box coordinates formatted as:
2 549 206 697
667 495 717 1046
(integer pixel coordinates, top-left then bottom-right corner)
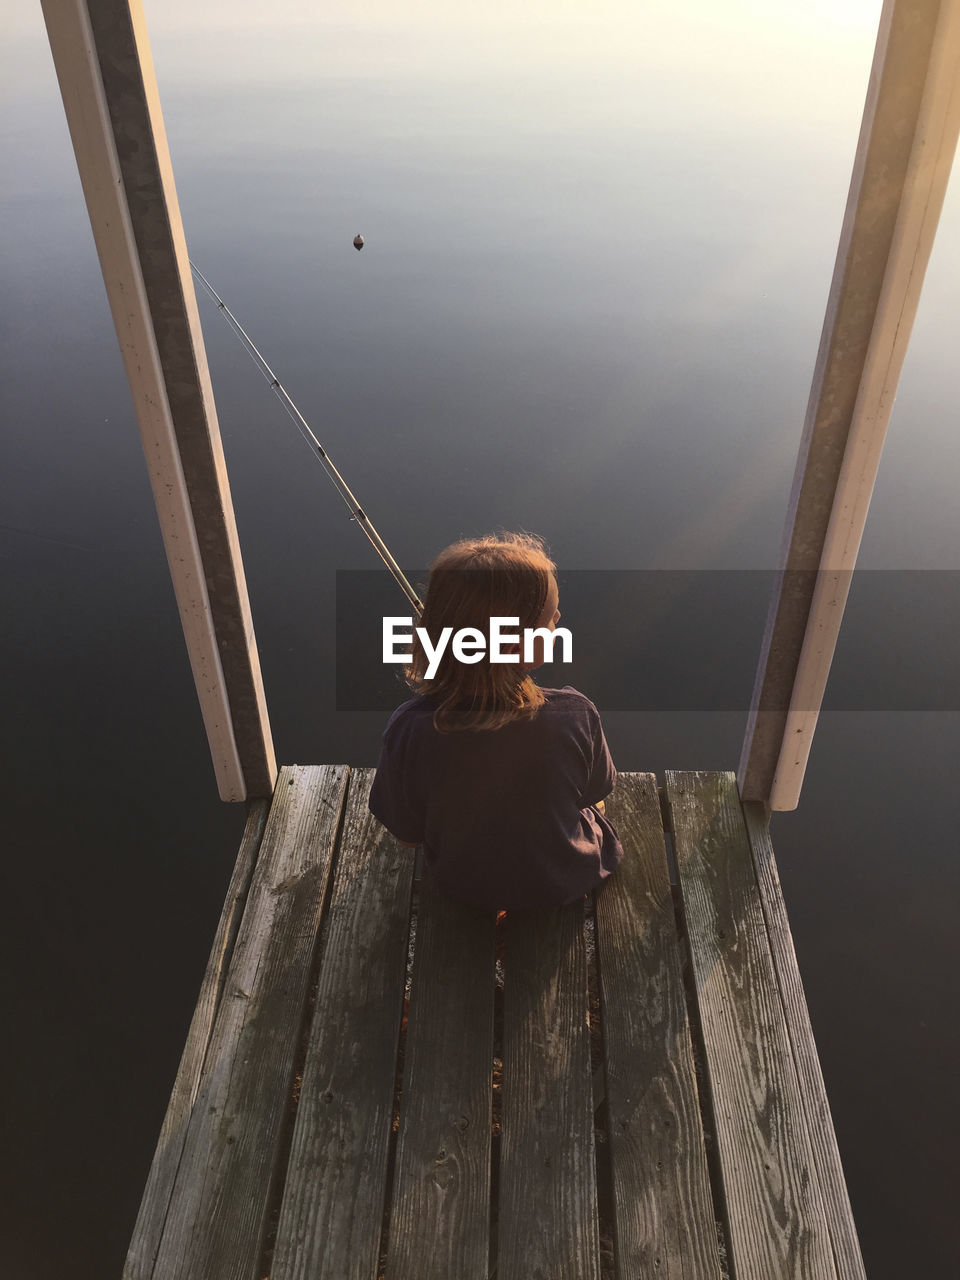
353 234 364 251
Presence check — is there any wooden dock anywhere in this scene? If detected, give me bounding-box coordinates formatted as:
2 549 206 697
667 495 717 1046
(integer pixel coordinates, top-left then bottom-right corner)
123 767 865 1280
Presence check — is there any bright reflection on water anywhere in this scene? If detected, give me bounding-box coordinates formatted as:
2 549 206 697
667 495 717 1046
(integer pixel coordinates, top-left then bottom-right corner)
1 2 958 1277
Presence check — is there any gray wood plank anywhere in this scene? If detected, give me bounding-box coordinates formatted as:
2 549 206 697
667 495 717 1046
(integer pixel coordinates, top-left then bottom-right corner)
666 770 836 1280
123 799 269 1280
270 767 417 1280
498 900 601 1280
149 764 349 1280
594 773 721 1279
742 801 867 1280
386 874 498 1279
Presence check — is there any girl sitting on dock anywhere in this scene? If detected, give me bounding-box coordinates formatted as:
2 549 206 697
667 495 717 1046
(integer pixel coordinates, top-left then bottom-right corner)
369 531 624 910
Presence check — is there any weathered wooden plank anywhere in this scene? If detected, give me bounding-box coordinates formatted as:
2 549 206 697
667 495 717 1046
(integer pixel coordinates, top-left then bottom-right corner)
270 767 417 1280
742 801 867 1280
123 799 269 1280
148 764 349 1280
666 770 836 1280
498 900 601 1280
386 874 497 1279
594 773 721 1279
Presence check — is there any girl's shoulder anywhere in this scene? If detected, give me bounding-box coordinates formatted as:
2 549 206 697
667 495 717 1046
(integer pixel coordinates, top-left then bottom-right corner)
540 685 600 715
382 693 435 738
381 687 600 742
536 686 605 736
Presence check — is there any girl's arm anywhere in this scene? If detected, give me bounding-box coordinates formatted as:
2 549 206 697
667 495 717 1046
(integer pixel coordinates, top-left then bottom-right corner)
369 726 425 847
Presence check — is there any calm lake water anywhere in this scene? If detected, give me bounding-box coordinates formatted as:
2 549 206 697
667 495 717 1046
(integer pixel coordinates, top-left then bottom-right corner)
3 2 958 1276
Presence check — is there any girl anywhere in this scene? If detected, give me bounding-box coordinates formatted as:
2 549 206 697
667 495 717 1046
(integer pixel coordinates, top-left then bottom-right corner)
368 531 624 910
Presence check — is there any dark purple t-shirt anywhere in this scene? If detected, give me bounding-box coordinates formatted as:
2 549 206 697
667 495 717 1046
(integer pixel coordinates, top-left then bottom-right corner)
368 685 624 910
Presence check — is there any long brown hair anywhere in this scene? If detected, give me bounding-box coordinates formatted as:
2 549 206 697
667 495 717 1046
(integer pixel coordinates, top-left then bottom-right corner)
405 530 557 732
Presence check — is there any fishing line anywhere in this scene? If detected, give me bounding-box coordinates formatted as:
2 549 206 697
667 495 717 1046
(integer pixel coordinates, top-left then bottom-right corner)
190 261 424 617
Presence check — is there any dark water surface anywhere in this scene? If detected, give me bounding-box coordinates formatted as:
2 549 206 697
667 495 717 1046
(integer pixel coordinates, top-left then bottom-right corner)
3 3 958 1276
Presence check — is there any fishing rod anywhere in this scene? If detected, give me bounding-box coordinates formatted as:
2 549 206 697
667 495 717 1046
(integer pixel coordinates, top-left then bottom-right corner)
190 262 424 617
